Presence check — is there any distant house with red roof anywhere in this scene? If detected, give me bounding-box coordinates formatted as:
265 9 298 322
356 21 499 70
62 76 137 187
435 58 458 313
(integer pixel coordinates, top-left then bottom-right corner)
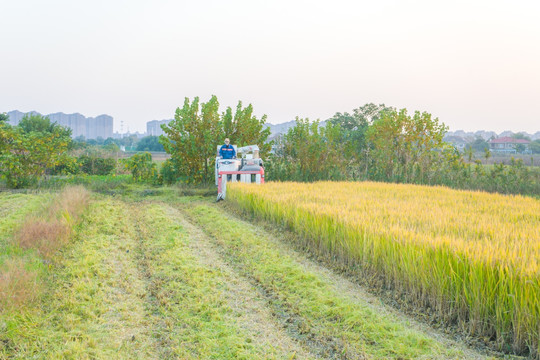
488 137 531 153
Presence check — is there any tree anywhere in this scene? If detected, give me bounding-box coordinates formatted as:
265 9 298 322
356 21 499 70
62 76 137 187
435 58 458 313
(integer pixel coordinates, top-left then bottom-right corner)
136 136 165 152
123 152 157 182
514 143 527 154
328 103 394 178
160 96 271 184
0 113 8 124
160 96 222 184
366 109 448 183
328 103 393 139
222 101 271 156
530 139 540 154
512 133 531 141
271 118 347 181
0 115 72 187
467 137 489 152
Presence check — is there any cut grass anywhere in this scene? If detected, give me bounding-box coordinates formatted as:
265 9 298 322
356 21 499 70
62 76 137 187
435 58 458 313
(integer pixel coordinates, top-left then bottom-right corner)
1 189 511 359
0 192 52 251
0 192 52 312
0 199 157 359
184 203 475 360
137 202 309 359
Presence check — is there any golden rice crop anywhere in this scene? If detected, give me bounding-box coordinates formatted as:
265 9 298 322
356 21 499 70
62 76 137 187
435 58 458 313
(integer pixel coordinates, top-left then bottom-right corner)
228 181 540 358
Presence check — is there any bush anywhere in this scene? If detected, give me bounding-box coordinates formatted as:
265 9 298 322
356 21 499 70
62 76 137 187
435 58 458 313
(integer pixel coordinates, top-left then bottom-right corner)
78 155 117 175
160 159 179 184
122 152 158 182
0 116 72 188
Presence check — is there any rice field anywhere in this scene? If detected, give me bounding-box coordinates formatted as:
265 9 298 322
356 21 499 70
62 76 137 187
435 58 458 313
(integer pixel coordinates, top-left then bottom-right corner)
228 181 540 358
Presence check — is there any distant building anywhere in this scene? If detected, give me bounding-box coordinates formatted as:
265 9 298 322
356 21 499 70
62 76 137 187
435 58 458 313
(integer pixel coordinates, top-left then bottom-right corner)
489 137 531 153
444 136 468 151
147 119 172 137
7 110 113 140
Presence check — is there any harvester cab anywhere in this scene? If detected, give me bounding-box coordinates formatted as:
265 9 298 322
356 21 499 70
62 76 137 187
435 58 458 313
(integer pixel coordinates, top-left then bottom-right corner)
215 144 264 201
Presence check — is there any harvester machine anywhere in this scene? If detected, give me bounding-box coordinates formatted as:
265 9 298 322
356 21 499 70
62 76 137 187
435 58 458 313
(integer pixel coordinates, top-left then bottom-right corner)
215 144 264 201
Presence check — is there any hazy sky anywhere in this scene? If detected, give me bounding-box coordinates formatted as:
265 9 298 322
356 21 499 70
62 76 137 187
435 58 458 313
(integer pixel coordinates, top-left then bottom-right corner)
1 0 539 133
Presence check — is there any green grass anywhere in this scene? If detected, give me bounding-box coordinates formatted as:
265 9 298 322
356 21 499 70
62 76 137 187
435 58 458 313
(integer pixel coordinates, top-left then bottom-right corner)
0 192 52 242
184 203 466 360
1 188 505 359
138 203 300 359
36 174 133 191
0 199 157 359
0 192 52 281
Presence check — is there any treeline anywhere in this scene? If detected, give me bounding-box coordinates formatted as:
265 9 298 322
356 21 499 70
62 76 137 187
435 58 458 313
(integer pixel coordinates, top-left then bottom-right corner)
0 114 159 187
2 99 539 197
74 134 165 152
266 104 540 196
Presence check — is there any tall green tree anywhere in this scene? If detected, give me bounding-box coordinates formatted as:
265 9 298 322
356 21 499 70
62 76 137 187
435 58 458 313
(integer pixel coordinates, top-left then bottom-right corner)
160 96 222 184
0 113 8 124
0 114 72 187
222 101 272 156
366 109 448 183
160 96 272 184
328 103 394 178
271 117 346 181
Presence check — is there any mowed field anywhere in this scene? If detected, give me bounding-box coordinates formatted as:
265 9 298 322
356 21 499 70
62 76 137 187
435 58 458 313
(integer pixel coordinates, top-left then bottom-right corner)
0 184 532 359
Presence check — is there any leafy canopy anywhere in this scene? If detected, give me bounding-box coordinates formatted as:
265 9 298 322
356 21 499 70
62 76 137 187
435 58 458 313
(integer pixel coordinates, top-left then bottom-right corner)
0 114 73 188
160 95 271 184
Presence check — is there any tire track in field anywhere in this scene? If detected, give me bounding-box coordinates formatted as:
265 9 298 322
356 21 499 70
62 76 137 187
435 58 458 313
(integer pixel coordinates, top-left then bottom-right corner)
165 205 316 359
178 203 370 360
133 201 315 359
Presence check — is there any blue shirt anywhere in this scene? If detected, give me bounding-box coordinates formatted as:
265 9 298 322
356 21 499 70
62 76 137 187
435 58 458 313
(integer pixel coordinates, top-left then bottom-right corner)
219 144 236 159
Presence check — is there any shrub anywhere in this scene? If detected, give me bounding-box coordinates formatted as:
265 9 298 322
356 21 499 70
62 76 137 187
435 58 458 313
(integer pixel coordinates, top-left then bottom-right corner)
160 159 179 184
78 155 117 175
122 152 158 182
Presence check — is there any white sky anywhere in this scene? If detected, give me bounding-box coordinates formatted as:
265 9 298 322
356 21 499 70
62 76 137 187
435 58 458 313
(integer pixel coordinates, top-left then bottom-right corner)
1 0 539 133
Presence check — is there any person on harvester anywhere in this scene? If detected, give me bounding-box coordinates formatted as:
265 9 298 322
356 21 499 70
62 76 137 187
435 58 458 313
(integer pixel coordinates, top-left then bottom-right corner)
219 138 236 159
